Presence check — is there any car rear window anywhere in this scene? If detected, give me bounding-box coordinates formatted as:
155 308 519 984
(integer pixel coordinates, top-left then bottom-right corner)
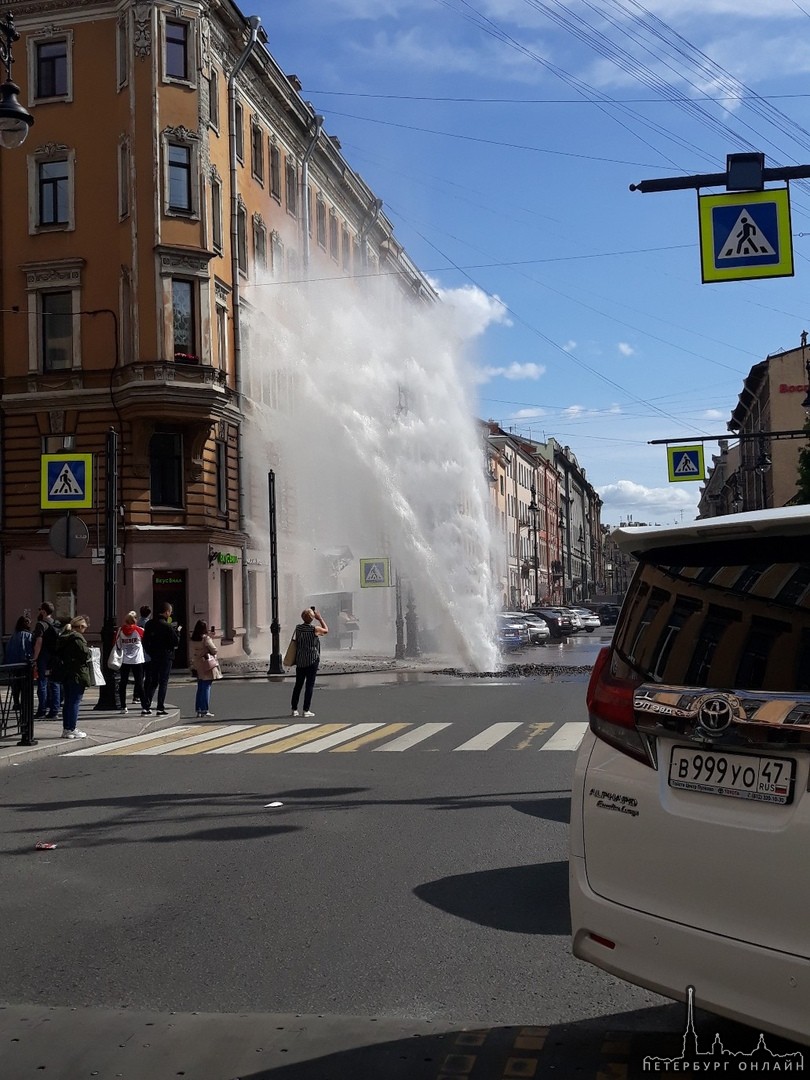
614 541 810 693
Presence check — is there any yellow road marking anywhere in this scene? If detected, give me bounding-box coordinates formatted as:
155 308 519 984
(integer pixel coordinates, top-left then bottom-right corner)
249 724 348 753
166 724 284 754
514 723 552 750
100 727 198 755
331 723 410 752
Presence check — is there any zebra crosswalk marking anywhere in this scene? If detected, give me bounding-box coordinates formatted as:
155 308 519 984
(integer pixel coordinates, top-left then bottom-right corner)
68 725 192 756
162 724 261 755
515 722 553 750
248 723 349 754
287 723 385 753
372 722 451 751
133 725 240 755
207 723 315 754
67 721 589 757
541 722 589 751
454 722 523 751
332 723 410 752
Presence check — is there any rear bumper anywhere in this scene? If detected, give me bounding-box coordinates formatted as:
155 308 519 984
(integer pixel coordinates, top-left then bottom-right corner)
569 853 810 1046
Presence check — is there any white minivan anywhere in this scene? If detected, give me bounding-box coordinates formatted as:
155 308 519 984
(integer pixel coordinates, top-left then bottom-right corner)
569 507 810 1046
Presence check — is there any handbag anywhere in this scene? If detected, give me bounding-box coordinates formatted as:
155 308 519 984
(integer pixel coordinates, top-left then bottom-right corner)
89 646 105 687
107 643 123 671
202 653 219 672
283 634 297 668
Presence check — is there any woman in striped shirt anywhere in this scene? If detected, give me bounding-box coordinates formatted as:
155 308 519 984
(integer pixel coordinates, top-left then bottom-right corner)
291 607 329 717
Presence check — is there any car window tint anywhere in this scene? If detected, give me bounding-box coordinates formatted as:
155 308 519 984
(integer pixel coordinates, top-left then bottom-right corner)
615 553 810 693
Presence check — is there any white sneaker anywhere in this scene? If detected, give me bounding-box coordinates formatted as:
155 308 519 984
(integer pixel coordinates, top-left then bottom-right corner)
119 707 128 715
291 709 300 717
303 710 315 718
202 712 215 718
62 729 87 740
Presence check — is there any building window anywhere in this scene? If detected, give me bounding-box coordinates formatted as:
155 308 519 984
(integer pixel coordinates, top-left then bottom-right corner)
42 571 77 623
38 159 69 226
269 142 280 199
117 17 129 89
216 440 228 514
40 291 74 372
165 19 190 81
220 569 234 641
254 218 267 272
42 434 76 453
35 38 69 99
342 226 350 271
216 304 227 369
234 102 244 161
316 197 326 248
211 176 223 252
270 231 283 277
329 210 338 260
168 144 191 212
285 160 297 217
171 279 196 359
237 204 247 275
118 140 130 218
150 432 184 508
208 69 219 130
251 123 264 183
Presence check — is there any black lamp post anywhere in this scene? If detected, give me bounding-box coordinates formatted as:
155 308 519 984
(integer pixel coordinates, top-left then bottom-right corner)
0 11 34 149
528 483 539 606
754 433 771 509
557 507 566 605
577 527 586 602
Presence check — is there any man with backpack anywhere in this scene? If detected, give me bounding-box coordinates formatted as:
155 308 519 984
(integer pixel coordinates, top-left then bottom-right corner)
31 601 62 720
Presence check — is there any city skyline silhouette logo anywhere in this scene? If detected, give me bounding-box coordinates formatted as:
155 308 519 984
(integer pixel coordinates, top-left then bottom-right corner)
642 986 803 1073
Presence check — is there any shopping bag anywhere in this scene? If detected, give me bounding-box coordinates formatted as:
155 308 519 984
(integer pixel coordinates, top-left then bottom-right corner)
283 635 297 668
89 647 105 687
107 644 123 671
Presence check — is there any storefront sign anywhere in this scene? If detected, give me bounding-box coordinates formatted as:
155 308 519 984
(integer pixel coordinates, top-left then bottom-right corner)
779 383 809 394
217 553 239 565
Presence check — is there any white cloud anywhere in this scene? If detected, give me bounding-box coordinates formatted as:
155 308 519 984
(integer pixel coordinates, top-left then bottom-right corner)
433 282 511 340
563 340 577 352
703 409 724 420
618 342 635 357
479 361 546 383
600 479 696 522
514 407 546 419
564 404 584 417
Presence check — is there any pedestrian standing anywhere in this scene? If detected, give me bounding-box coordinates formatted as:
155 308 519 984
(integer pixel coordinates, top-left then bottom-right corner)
142 602 180 716
31 601 62 720
5 614 33 710
290 607 328 718
54 615 91 740
133 605 152 704
115 611 147 715
189 620 221 717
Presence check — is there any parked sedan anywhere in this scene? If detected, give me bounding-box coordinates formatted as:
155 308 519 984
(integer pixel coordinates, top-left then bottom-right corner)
572 607 601 632
503 612 550 646
530 607 575 637
496 614 530 651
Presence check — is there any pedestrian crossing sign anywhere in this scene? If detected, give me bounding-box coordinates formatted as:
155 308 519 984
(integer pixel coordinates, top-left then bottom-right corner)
698 187 793 283
667 445 705 483
360 558 391 588
41 453 93 509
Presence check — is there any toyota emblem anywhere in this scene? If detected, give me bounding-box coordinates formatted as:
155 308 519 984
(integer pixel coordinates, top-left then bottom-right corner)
697 696 735 734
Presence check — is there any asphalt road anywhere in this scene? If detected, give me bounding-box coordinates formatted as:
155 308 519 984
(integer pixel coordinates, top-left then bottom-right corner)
1 662 803 1078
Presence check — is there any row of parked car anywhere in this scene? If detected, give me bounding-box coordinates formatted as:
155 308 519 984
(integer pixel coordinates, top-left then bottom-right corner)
496 604 615 650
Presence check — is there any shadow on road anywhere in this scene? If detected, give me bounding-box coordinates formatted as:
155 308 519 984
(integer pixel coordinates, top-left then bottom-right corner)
415 859 570 935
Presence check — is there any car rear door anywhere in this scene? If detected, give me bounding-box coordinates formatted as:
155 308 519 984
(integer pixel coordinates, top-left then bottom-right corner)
583 537 810 958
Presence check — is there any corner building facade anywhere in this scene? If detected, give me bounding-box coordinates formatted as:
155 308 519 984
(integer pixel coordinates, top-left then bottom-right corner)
1 0 429 665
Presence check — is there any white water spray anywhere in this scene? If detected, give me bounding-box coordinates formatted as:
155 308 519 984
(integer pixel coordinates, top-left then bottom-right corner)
243 269 501 671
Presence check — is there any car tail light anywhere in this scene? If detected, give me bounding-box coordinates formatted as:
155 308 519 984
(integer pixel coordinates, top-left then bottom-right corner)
586 646 651 766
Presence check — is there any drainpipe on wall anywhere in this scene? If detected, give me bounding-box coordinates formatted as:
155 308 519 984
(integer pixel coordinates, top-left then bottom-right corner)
300 115 323 273
229 15 260 655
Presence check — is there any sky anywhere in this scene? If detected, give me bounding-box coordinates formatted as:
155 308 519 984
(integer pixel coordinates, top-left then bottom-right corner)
258 0 810 526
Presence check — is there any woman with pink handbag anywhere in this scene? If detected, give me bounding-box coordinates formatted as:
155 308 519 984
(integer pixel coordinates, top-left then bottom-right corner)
189 620 222 718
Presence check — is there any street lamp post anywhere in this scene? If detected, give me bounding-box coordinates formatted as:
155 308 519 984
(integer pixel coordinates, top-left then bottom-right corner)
528 483 539 606
0 11 34 149
578 527 587 602
557 507 566 605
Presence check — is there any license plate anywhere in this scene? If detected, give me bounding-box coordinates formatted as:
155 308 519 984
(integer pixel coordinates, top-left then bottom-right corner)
669 746 795 805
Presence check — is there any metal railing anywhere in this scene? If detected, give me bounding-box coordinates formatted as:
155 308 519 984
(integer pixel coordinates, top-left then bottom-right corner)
0 662 36 746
